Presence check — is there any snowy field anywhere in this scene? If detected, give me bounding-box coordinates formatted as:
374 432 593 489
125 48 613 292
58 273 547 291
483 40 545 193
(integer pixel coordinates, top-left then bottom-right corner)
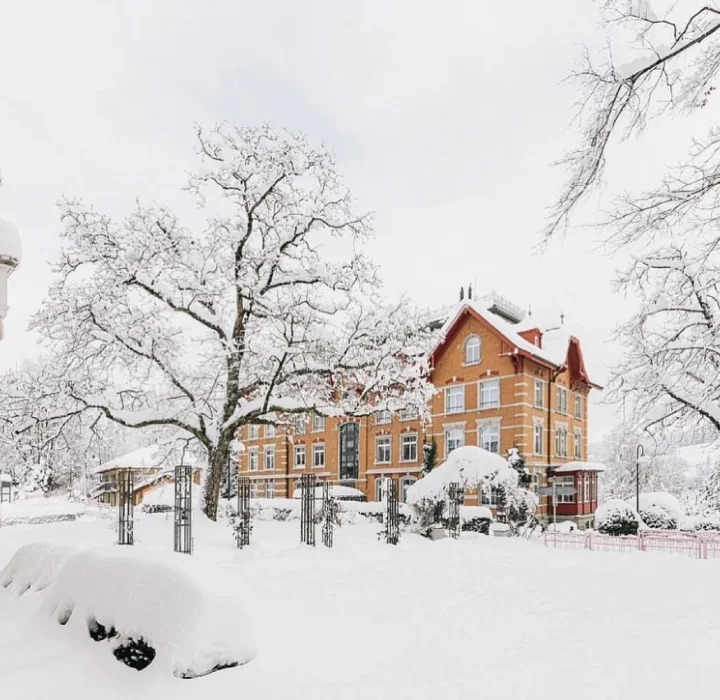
1 512 720 699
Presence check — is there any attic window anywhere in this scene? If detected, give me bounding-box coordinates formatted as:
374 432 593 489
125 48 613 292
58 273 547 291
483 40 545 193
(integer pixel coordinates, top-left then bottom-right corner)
464 335 481 365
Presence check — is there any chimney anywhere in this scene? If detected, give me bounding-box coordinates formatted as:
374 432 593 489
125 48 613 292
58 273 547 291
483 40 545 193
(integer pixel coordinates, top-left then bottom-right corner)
468 283 473 300
460 286 465 301
560 311 565 326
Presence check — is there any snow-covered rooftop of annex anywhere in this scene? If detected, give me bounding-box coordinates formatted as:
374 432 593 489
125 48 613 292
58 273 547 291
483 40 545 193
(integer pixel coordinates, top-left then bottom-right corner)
0 473 12 484
552 461 606 473
93 444 204 475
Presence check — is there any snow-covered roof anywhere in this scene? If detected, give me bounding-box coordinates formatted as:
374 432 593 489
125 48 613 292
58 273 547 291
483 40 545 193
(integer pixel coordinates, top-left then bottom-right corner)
292 484 365 499
93 444 204 474
552 461 606 473
0 473 13 484
0 217 21 265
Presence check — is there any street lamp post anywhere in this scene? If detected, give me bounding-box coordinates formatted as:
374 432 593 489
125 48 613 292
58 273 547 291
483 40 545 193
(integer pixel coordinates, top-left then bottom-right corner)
636 444 644 513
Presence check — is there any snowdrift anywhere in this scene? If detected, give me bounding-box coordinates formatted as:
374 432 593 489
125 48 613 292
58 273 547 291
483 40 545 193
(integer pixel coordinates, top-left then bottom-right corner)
1 542 256 678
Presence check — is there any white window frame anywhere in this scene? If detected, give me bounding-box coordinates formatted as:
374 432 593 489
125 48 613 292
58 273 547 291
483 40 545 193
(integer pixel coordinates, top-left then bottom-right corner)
554 475 574 503
533 421 544 456
445 386 464 414
375 410 392 425
400 433 418 462
248 447 259 471
264 446 275 470
480 483 501 506
556 387 568 415
312 414 325 432
574 428 582 459
555 424 568 457
265 480 275 499
248 424 259 440
249 482 258 499
445 426 464 456
464 335 481 365
294 414 306 435
400 404 419 421
265 424 276 438
583 474 590 503
477 421 500 453
574 394 582 420
375 436 391 464
534 379 543 408
478 379 500 410
294 444 306 469
400 476 417 503
312 443 325 468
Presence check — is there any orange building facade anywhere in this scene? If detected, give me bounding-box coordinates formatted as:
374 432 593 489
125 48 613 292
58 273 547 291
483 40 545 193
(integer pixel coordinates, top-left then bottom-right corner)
237 293 602 525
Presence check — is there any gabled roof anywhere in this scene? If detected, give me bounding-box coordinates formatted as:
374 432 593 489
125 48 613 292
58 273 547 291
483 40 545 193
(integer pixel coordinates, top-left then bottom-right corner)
93 443 204 474
428 300 601 388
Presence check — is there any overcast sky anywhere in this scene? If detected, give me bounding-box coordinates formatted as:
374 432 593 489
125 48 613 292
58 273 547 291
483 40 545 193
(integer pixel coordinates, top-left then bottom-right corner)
0 0 675 440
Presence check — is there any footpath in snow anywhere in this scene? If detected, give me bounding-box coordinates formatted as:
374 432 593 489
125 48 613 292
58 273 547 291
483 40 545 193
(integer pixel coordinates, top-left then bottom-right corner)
1 512 720 699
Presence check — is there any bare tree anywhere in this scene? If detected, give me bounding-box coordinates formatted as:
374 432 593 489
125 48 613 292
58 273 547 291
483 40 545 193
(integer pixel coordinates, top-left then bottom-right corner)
29 124 433 520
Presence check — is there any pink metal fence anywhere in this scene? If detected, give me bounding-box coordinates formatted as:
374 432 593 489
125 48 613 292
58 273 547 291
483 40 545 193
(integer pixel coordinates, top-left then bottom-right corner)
544 529 720 560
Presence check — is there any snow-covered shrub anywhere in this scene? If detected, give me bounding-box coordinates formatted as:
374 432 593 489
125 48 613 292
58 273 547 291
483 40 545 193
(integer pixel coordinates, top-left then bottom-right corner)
44 545 256 677
637 492 683 524
639 504 677 530
0 542 78 594
596 499 641 536
679 513 720 532
458 505 493 534
410 497 446 537
499 485 539 534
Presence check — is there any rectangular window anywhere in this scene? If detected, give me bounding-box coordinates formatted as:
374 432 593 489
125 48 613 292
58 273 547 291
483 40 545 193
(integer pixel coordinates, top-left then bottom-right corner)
583 474 590 503
478 379 500 409
445 386 464 414
249 482 258 499
294 445 306 469
248 424 259 440
574 428 582 459
375 410 392 425
481 484 501 506
554 475 574 503
574 395 582 419
312 443 325 468
312 414 325 432
376 436 391 464
555 426 568 457
264 446 275 470
533 422 543 455
293 414 306 434
534 380 543 408
265 480 275 499
556 387 568 415
248 448 259 471
478 423 499 453
400 404 419 421
445 427 464 455
401 434 418 462
265 424 276 438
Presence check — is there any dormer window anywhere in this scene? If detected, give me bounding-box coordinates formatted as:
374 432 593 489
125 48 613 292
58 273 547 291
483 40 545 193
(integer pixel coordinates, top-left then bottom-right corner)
464 335 481 364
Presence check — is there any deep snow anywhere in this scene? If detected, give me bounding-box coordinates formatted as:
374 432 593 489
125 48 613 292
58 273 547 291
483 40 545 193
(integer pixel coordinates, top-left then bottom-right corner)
2 510 720 699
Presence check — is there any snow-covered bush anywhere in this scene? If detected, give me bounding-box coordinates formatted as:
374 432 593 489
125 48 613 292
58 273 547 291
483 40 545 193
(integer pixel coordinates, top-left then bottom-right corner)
458 505 493 534
0 542 78 594
679 513 720 532
639 504 677 530
637 492 683 524
596 499 641 536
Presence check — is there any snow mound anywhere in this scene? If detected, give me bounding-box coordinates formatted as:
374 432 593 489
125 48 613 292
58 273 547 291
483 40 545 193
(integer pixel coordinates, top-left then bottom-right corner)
44 546 256 677
596 499 642 536
637 492 683 522
0 542 78 594
459 505 493 522
406 446 516 504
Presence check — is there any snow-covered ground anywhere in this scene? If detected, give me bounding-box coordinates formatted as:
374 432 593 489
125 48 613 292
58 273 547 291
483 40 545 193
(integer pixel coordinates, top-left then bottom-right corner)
1 512 720 699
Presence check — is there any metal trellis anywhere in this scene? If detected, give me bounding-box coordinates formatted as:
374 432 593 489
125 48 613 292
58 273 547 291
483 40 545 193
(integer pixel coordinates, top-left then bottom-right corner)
322 481 334 549
118 469 134 546
385 479 400 545
300 474 316 546
448 482 461 539
174 465 193 554
236 477 252 548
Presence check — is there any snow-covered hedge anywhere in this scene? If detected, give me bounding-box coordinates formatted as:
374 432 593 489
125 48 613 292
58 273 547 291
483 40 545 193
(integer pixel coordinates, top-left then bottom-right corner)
635 492 683 529
1 543 256 678
640 504 677 530
596 499 642 536
679 513 720 532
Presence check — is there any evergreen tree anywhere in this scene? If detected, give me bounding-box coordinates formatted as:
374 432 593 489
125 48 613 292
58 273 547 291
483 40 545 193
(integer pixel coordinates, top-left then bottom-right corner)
422 438 438 474
701 463 720 514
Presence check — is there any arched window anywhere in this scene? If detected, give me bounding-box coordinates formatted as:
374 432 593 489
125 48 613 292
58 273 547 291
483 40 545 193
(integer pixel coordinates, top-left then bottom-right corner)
400 476 417 503
465 335 481 364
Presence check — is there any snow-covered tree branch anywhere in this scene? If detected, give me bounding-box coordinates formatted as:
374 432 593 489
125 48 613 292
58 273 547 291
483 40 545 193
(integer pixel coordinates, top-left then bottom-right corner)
30 124 434 519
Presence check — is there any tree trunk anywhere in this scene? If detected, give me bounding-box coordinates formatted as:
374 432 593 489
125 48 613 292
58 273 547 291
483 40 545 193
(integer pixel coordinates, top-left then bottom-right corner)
203 439 231 521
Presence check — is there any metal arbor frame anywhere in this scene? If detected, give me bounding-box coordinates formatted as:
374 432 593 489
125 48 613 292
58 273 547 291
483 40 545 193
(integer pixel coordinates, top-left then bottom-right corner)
385 479 400 545
322 481 334 549
448 482 462 539
236 477 252 548
174 465 193 554
300 473 317 546
117 469 134 546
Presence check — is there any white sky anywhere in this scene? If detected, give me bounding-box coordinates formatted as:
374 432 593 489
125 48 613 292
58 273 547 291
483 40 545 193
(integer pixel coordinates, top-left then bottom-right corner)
0 0 680 440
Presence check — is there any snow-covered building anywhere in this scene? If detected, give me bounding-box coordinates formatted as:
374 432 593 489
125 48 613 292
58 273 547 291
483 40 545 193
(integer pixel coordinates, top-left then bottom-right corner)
238 289 602 525
92 444 203 506
0 214 21 340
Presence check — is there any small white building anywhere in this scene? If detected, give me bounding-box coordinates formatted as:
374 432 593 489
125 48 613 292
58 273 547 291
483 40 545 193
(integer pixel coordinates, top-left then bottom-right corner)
0 214 21 340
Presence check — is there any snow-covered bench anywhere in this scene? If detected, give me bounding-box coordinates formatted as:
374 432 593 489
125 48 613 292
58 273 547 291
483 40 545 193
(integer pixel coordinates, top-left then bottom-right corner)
1 543 256 678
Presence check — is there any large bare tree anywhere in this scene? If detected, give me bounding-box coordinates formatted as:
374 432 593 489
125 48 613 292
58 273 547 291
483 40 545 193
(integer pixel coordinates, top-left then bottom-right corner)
31 125 432 519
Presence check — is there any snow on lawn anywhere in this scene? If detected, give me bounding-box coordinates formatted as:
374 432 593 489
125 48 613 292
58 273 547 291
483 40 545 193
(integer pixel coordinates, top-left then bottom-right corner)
2 513 720 699
0 497 87 523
